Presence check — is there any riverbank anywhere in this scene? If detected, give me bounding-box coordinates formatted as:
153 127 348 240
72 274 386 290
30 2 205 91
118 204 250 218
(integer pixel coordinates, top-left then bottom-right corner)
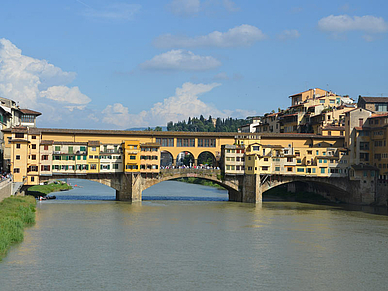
0 196 36 260
27 181 72 197
175 177 226 189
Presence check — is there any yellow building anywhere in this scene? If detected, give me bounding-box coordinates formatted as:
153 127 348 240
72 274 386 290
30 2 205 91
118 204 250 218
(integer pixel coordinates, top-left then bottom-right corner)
140 142 160 174
123 140 140 172
235 133 347 177
87 141 100 173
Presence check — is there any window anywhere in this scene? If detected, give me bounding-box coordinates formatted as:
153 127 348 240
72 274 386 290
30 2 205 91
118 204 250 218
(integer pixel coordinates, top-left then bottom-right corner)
55 146 60 151
297 168 304 172
15 133 24 138
53 155 61 160
90 164 97 170
94 155 99 159
113 164 119 169
248 166 252 171
41 165 50 171
287 167 292 172
176 138 195 147
42 155 48 160
275 167 280 171
92 147 96 151
130 155 136 160
321 168 325 174
32 144 36 149
307 150 312 155
32 136 37 139
21 115 35 123
16 155 20 160
156 138 174 147
80 146 86 151
375 103 388 112
197 138 216 147
262 166 269 171
16 143 21 149
77 155 81 160
44 145 49 150
31 155 36 160
14 168 20 173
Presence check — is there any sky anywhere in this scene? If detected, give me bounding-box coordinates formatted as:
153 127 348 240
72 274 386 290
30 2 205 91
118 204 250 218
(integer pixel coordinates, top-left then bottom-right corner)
0 0 388 129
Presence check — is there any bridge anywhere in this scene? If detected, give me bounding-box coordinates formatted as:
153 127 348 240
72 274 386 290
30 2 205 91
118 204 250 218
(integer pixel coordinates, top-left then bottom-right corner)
38 169 375 204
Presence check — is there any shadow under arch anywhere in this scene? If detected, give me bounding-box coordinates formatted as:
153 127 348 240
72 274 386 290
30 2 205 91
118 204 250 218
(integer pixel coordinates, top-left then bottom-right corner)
197 151 217 167
262 178 353 203
176 150 195 167
161 150 174 167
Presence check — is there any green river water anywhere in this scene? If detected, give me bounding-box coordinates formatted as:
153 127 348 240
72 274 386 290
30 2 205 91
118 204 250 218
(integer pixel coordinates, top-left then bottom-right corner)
0 180 387 291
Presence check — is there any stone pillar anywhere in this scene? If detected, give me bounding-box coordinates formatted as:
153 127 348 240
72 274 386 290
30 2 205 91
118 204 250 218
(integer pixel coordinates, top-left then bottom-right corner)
228 188 242 202
242 174 262 203
115 173 142 202
194 159 198 166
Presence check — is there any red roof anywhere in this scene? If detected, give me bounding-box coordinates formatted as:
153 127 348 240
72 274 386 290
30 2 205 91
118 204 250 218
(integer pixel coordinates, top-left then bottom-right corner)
371 113 388 118
20 109 41 116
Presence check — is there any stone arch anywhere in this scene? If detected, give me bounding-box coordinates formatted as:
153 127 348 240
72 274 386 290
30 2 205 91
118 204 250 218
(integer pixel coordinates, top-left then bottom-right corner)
141 170 239 196
160 150 174 167
197 151 217 167
261 175 353 203
175 150 195 167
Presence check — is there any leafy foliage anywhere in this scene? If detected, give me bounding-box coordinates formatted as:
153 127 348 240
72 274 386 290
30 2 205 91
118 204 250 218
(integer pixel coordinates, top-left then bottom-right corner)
167 116 250 132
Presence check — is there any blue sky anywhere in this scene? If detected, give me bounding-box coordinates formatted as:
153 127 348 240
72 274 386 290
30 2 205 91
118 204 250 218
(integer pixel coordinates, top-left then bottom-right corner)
0 0 387 129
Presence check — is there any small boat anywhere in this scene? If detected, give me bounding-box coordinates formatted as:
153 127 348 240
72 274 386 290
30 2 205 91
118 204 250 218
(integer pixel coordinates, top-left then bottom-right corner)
60 188 69 191
37 195 56 200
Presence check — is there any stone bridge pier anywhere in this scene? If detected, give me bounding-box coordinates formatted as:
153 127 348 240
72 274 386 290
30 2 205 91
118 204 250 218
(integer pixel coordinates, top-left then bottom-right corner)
113 171 263 203
41 171 376 205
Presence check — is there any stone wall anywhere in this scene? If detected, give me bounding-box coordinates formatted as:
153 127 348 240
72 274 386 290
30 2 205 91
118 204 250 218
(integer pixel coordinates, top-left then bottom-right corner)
0 179 12 202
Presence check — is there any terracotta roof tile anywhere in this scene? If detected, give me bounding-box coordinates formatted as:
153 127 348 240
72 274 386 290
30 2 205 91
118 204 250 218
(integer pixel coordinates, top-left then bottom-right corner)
20 109 42 116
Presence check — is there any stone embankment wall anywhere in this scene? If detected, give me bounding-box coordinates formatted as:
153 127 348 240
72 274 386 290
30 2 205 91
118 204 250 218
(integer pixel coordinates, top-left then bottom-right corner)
0 179 12 202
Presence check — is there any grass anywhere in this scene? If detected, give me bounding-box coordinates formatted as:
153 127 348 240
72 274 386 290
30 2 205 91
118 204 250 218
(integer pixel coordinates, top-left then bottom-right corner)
27 181 72 197
0 196 36 260
175 177 226 189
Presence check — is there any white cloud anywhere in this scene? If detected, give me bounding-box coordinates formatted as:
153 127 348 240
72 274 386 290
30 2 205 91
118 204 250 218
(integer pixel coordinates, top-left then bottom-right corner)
278 29 301 40
140 50 221 71
318 15 388 34
82 3 141 21
222 0 240 12
153 24 266 48
168 0 200 17
102 82 256 128
40 86 91 104
0 38 91 123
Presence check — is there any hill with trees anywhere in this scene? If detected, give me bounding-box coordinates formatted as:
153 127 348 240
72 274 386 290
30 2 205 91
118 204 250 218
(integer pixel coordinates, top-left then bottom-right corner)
166 115 251 132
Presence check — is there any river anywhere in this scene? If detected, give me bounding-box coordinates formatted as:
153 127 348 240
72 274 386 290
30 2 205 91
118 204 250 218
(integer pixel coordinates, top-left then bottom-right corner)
1 179 388 291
